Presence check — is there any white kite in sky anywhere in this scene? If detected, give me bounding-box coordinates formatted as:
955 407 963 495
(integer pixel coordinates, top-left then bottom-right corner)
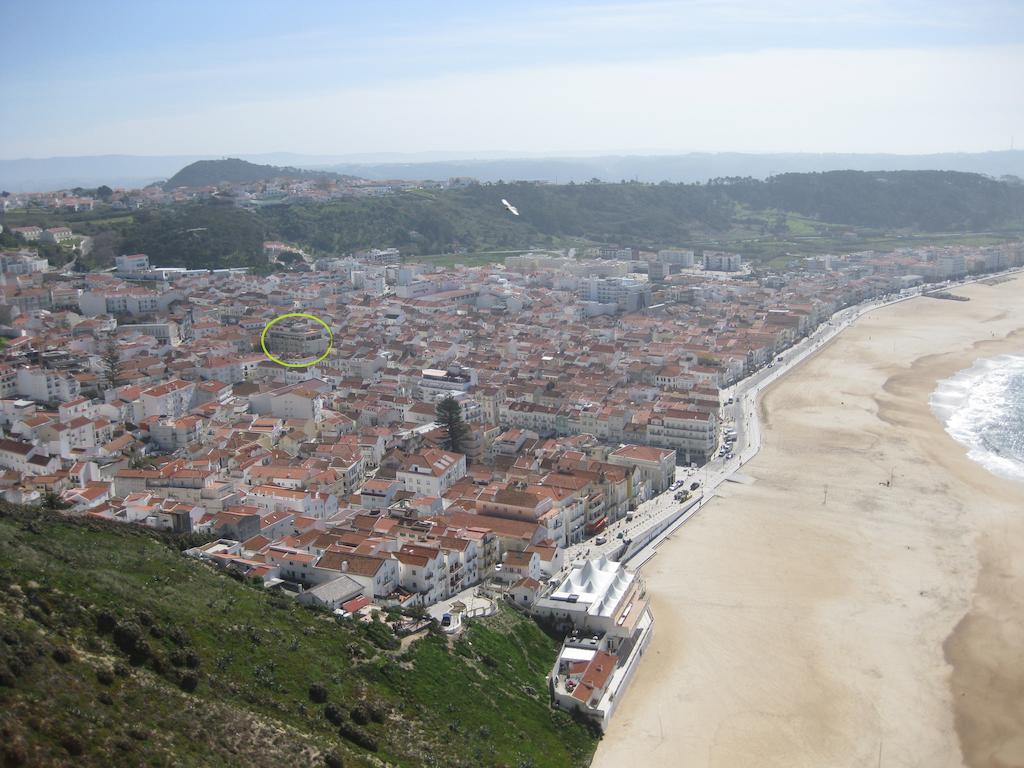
501 198 519 216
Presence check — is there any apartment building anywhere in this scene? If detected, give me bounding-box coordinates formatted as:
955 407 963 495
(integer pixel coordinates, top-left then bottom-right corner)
576 276 651 313
150 415 204 451
417 365 476 401
645 408 717 464
12 366 81 403
396 449 467 497
264 316 331 362
140 379 196 419
608 444 677 495
703 252 742 271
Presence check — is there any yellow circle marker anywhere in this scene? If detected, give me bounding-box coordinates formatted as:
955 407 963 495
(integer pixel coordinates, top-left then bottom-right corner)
259 312 334 368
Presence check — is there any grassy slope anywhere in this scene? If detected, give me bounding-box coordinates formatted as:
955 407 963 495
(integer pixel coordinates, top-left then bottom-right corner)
0 504 596 768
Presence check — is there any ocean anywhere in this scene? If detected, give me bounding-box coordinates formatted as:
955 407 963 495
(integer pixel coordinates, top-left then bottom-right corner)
930 354 1024 483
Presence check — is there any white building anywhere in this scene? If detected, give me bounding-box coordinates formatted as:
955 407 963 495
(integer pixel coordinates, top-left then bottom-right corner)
607 444 677 495
645 408 717 464
13 367 81 404
417 365 476 401
576 276 651 313
140 379 196 419
0 437 58 475
703 252 742 272
657 249 695 267
533 555 655 732
396 449 467 498
249 385 325 422
115 254 150 273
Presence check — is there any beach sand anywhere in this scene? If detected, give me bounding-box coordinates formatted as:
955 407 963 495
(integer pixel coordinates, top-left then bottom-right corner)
592 276 1024 768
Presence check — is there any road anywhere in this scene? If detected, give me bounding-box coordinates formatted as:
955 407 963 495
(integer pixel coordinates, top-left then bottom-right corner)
555 265 1024 577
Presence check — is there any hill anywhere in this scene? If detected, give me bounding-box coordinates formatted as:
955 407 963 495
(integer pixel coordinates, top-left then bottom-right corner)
322 149 1024 184
258 170 1024 255
163 158 355 190
8 170 1023 272
4 150 1024 192
118 201 269 271
0 503 598 767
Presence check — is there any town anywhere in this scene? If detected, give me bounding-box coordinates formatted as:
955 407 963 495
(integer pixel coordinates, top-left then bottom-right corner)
1 214 1022 729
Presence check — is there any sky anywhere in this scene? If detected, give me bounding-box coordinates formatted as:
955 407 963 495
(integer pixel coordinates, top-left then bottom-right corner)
2 0 1022 159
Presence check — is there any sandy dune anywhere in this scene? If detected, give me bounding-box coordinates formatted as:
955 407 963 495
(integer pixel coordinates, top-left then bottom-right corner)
592 277 1024 768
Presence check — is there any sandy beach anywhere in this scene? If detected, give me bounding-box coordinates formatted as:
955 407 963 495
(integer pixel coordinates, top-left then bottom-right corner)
592 276 1024 768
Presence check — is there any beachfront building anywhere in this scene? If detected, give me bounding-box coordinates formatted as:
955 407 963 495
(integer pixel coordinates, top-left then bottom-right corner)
645 408 717 465
607 444 677 495
534 555 654 731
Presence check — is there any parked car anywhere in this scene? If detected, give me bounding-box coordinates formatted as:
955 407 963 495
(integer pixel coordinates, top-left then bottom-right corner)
441 613 452 628
690 482 700 490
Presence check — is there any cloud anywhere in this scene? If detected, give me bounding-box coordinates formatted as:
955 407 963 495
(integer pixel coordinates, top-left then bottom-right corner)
28 44 1017 157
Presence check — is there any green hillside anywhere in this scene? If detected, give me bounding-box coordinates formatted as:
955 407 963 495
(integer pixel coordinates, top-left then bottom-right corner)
183 170 1024 258
0 503 597 767
163 159 353 191
8 170 1023 271
118 201 268 271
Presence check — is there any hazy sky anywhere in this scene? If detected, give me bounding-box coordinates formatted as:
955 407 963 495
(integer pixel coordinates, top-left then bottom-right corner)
2 0 1022 159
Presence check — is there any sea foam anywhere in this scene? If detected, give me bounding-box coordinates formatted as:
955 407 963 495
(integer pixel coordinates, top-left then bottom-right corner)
930 354 1024 483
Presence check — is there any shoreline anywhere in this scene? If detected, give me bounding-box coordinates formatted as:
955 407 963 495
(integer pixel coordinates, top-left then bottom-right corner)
592 276 1024 767
929 352 1024 485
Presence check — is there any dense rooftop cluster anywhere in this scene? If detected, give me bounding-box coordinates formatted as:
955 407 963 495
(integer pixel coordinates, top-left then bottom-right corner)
0 239 1021 616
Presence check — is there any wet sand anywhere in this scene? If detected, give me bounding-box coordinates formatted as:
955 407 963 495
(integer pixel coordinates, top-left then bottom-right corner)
592 276 1024 768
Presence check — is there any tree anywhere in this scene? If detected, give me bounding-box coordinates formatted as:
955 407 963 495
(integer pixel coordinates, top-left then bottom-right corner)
101 335 121 389
435 394 469 455
96 185 114 201
41 489 69 511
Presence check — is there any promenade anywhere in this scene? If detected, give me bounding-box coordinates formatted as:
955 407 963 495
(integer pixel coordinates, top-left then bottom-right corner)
592 271 1024 768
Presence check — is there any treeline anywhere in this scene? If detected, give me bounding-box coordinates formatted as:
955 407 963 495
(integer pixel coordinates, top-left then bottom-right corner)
8 171 1021 271
261 171 1024 255
118 200 268 270
717 170 1024 231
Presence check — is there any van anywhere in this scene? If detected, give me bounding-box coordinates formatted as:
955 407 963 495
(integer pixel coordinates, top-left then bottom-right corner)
595 535 608 545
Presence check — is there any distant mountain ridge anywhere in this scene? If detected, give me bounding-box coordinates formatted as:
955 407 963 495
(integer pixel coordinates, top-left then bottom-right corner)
2 150 1023 192
320 150 1024 184
163 158 359 190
